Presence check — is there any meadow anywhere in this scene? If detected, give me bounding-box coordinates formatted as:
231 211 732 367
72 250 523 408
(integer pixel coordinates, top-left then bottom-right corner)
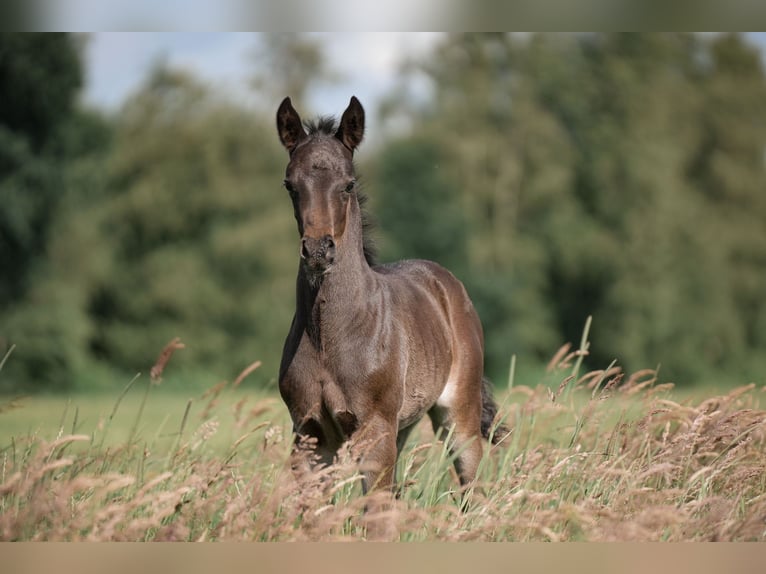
2 336 765 542
3 34 766 544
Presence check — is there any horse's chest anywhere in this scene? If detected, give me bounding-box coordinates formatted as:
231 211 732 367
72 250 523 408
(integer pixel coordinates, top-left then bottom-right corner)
282 334 389 418
281 305 448 437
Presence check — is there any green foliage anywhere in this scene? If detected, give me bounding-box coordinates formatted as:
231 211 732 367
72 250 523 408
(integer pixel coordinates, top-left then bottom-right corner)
0 32 83 307
0 34 111 391
0 33 83 150
0 126 59 303
88 67 295 381
373 137 468 271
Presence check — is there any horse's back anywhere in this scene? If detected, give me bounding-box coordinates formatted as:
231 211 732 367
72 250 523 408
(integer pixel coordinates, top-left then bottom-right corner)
373 259 483 340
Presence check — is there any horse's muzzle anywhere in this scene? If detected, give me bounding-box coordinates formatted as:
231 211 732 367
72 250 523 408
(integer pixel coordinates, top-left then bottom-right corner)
300 234 336 271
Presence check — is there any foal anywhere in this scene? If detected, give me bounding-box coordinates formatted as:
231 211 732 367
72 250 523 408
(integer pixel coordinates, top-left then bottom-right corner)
276 96 504 496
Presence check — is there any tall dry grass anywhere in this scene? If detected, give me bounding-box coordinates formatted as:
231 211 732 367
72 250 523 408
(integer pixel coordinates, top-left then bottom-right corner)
1 337 765 541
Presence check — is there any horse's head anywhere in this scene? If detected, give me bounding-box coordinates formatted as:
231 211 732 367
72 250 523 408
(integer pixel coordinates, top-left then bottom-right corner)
277 96 365 281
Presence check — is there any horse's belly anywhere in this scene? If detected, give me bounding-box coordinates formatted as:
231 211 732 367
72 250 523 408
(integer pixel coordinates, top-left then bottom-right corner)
397 376 443 430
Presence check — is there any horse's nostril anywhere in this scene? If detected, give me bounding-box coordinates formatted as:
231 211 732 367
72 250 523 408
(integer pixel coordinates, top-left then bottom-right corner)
301 235 335 265
323 235 336 264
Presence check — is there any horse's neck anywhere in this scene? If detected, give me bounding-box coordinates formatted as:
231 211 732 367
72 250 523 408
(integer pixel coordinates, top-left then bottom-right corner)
297 235 374 349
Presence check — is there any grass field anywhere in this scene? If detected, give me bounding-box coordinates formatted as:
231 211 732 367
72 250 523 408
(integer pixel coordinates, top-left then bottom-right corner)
2 346 765 541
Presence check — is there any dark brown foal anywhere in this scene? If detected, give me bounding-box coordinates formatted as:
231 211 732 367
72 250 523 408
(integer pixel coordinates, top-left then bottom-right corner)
276 96 505 498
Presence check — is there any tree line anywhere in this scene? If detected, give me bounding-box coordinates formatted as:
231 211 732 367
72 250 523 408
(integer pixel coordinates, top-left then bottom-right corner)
1 33 765 392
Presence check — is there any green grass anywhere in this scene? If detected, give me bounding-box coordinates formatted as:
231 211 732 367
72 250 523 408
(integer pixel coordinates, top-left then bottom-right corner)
0 382 284 454
1 352 765 541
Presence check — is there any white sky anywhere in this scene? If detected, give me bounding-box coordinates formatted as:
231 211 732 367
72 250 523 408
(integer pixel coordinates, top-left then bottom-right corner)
82 33 443 121
82 33 766 127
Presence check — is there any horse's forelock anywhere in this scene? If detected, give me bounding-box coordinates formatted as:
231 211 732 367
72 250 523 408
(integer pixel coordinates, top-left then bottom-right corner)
304 116 338 137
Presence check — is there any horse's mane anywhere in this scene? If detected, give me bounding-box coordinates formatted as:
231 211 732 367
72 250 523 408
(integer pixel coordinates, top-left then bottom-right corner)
356 189 377 267
302 116 377 267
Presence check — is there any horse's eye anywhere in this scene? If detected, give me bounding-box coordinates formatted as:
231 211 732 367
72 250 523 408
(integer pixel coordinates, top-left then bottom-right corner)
344 180 356 193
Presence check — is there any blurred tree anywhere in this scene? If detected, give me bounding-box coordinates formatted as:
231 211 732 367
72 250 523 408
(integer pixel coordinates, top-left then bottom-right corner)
0 33 84 307
0 33 84 150
251 34 340 112
373 137 468 272
0 34 115 392
686 33 766 376
87 65 295 382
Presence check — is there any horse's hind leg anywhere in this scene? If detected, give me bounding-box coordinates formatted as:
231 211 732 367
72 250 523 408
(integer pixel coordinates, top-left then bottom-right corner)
428 406 483 486
396 423 417 456
429 371 484 486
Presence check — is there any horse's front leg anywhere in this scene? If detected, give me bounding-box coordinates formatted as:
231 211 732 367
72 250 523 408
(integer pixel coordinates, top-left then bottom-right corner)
289 419 336 492
351 414 399 540
350 414 396 492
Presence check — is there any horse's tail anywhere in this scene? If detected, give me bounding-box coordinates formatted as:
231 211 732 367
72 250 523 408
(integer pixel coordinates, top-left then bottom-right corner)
480 377 510 445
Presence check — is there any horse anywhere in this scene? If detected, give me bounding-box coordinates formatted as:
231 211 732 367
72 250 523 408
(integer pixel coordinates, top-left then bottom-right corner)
276 96 506 498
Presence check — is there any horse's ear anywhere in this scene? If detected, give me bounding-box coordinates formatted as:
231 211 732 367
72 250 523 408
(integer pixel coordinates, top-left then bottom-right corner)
335 96 365 153
276 97 306 153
